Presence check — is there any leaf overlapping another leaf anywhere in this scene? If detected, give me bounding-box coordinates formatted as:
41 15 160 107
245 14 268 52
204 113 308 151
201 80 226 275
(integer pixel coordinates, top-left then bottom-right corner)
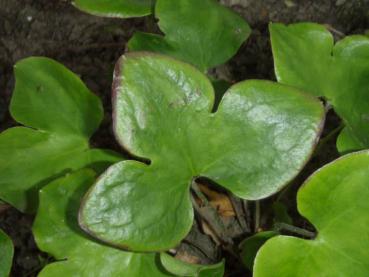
128 0 251 71
33 170 170 277
0 57 121 212
160 253 224 277
80 52 325 251
270 22 369 153
254 151 369 276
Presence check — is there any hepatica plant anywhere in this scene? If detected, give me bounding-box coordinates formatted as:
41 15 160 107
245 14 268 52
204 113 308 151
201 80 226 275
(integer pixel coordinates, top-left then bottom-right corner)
270 22 369 153
33 170 170 277
254 151 369 276
0 57 121 213
128 0 251 72
79 52 325 251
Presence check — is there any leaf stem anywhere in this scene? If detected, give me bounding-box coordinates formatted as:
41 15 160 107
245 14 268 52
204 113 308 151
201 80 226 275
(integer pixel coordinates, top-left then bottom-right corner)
254 201 260 232
274 222 315 238
313 123 344 156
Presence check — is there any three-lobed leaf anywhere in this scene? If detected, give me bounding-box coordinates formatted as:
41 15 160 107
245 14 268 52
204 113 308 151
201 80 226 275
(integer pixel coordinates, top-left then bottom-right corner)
254 151 369 276
0 229 13 277
270 22 369 153
0 57 121 212
79 52 324 251
33 169 170 277
72 0 153 18
128 0 251 71
160 253 224 277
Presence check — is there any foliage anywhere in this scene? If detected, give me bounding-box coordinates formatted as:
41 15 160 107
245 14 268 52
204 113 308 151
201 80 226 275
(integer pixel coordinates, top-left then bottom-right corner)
0 229 13 277
254 151 369 276
160 253 224 277
128 0 251 71
33 170 170 277
0 57 121 213
72 0 153 18
2 1 369 275
239 231 278 270
270 22 369 153
79 52 324 251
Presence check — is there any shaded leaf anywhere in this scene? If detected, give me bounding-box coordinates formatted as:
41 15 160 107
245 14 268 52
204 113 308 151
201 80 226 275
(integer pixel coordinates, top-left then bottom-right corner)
160 253 224 277
33 170 170 277
0 57 122 212
272 202 292 225
72 0 153 18
0 229 13 277
254 151 369 276
270 22 369 153
239 231 278 270
80 53 324 251
128 0 251 71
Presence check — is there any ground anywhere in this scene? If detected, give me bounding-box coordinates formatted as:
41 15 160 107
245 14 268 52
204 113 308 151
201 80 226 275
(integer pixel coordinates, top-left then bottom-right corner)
0 0 368 276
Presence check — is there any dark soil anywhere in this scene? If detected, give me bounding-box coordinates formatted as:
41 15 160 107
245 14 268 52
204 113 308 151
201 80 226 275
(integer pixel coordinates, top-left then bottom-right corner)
0 0 368 276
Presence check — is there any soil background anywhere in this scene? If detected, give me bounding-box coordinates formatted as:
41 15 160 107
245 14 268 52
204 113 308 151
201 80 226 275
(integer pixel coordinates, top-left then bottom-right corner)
0 0 368 276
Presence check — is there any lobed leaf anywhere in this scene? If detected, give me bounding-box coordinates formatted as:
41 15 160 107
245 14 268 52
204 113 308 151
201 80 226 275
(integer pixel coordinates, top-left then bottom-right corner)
254 151 369 276
0 57 122 212
270 22 369 153
33 170 170 277
128 0 251 71
72 0 153 18
80 52 324 251
160 253 224 277
0 229 13 277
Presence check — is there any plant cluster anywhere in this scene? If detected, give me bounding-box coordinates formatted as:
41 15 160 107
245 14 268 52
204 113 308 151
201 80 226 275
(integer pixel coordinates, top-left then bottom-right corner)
1 0 369 276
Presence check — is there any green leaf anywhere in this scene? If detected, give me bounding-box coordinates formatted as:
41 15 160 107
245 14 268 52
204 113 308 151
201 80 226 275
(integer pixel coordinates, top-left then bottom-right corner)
270 22 369 153
0 57 122 212
0 229 13 277
72 0 153 18
79 53 324 251
254 151 369 276
239 231 278 270
33 170 170 277
128 0 251 71
160 253 224 277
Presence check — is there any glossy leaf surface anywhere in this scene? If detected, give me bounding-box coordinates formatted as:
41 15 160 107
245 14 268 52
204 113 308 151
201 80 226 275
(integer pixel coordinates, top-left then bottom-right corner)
128 0 250 71
80 53 324 251
0 57 121 212
239 231 278 270
254 151 369 276
33 170 170 277
0 229 13 277
160 253 224 277
270 22 369 153
72 0 153 18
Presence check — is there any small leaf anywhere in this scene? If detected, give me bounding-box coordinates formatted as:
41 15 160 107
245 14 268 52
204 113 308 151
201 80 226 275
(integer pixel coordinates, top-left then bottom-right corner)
72 0 153 18
33 170 170 277
160 253 224 277
270 22 369 153
80 53 324 251
254 151 369 276
128 0 251 71
0 57 122 212
0 229 13 277
239 231 278 270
